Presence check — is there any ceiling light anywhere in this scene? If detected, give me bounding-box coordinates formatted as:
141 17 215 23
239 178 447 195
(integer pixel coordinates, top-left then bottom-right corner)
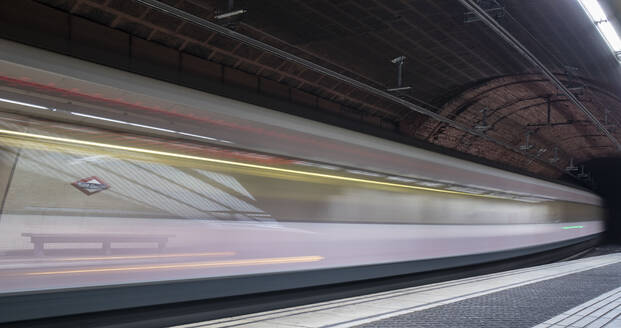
599 21 621 51
214 9 246 19
580 0 607 21
578 0 621 61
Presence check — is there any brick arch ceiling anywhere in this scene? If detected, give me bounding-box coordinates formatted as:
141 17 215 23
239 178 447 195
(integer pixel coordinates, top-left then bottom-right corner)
416 74 621 178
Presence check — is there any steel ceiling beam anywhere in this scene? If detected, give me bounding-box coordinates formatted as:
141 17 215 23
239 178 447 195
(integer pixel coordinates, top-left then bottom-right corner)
458 0 621 151
134 0 580 176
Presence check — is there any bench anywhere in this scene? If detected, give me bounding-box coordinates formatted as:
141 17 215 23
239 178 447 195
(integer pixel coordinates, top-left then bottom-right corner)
21 233 175 256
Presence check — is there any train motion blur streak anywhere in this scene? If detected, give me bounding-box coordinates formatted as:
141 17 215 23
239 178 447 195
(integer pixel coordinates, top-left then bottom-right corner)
0 40 604 322
25 256 325 276
0 111 603 296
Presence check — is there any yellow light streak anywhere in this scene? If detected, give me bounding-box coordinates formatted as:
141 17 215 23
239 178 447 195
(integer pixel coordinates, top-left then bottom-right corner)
26 255 324 275
60 251 236 261
0 128 501 199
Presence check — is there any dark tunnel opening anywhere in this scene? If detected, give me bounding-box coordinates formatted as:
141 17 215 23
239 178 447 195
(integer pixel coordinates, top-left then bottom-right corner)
584 158 621 244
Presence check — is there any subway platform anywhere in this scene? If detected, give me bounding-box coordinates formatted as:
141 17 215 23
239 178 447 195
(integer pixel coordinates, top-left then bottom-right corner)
178 247 621 328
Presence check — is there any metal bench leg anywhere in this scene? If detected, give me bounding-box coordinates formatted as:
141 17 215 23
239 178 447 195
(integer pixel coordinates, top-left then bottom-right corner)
103 241 111 255
33 241 44 257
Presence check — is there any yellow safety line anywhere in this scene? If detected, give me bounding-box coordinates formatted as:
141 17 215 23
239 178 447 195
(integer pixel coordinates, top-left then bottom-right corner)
60 251 236 261
0 128 504 199
26 255 324 275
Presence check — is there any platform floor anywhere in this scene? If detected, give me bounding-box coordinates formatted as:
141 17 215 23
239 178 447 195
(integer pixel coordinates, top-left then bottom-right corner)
176 251 621 328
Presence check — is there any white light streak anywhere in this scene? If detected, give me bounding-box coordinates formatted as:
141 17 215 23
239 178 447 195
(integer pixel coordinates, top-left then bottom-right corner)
68 112 233 144
0 97 49 110
386 176 419 183
128 122 176 133
178 132 217 141
0 95 234 144
70 112 127 124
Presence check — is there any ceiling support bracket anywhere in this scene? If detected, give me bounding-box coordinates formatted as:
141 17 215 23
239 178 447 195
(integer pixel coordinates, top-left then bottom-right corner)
550 146 560 163
474 107 491 132
387 56 412 93
566 158 578 172
520 130 533 151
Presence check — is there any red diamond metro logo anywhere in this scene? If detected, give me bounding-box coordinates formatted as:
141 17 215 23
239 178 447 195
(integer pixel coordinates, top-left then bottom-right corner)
71 176 110 195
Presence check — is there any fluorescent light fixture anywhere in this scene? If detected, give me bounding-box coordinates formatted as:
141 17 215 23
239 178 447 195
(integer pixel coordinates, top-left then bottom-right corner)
580 0 607 21
214 9 247 19
578 0 621 60
0 97 50 110
599 21 621 51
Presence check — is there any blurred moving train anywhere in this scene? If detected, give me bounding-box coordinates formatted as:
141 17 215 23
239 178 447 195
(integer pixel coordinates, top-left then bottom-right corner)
0 39 604 322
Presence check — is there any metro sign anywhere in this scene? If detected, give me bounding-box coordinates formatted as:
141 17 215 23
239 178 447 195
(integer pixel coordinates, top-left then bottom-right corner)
71 176 110 195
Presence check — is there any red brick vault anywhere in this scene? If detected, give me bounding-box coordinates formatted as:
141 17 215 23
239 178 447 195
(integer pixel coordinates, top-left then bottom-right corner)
416 74 621 178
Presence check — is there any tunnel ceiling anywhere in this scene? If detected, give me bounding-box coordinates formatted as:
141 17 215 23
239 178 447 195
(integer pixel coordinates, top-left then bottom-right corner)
5 0 621 185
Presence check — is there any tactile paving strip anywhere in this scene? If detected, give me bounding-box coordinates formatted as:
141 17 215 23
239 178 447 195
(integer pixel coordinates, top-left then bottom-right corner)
533 286 621 328
176 254 621 328
355 262 621 328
